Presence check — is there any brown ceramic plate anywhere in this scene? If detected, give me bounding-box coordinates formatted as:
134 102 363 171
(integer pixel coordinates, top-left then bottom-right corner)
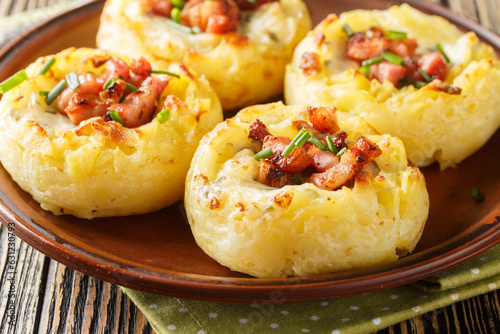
1 0 500 303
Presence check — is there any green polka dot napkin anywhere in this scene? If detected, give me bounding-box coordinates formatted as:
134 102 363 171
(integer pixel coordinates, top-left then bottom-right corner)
122 244 500 334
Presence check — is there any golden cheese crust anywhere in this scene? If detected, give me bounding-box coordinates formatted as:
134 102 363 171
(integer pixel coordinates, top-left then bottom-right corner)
285 4 500 169
184 102 429 278
96 0 311 111
0 47 223 219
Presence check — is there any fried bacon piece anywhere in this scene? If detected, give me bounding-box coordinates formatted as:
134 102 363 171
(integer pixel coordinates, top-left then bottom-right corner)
307 106 340 134
310 136 382 191
249 118 271 142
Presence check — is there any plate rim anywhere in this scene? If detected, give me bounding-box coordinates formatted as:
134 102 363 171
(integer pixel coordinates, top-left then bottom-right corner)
1 0 500 303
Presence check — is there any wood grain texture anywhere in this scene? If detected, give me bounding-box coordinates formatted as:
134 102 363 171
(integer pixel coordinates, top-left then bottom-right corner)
0 0 499 333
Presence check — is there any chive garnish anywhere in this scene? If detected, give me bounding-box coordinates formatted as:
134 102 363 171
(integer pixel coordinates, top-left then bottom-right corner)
292 175 303 185
39 91 49 96
358 66 370 77
418 68 433 83
171 7 181 23
386 30 407 40
65 71 80 90
361 56 382 67
149 70 180 79
0 70 28 94
254 147 273 161
109 110 125 126
282 128 308 157
36 56 56 75
342 23 354 38
326 135 338 154
308 137 328 151
381 51 404 66
45 79 67 105
169 0 185 8
470 187 484 203
336 147 347 158
166 19 201 34
436 43 450 63
247 0 258 3
295 131 311 148
157 108 171 124
103 78 114 90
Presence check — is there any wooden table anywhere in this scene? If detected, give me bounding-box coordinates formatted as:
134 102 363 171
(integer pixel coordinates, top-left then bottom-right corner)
1 0 500 333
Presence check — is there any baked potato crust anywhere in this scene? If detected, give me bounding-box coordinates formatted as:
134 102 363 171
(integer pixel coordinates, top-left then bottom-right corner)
184 102 429 278
285 4 500 169
0 47 223 219
96 0 312 111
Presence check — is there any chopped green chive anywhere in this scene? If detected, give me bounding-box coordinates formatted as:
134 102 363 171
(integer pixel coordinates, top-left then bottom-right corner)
336 147 347 158
342 23 354 38
418 68 433 83
292 175 303 185
171 7 181 23
386 30 407 40
157 108 171 124
109 110 125 126
361 56 382 67
149 70 180 79
103 78 114 90
470 187 484 203
39 91 49 96
254 147 273 161
326 135 338 154
308 137 328 151
436 43 450 63
36 56 56 75
381 51 405 66
166 19 201 34
412 81 428 88
45 79 67 105
295 131 311 148
124 82 138 92
169 0 185 8
247 0 258 3
103 78 137 92
0 70 28 94
282 128 308 157
358 66 370 77
65 71 80 90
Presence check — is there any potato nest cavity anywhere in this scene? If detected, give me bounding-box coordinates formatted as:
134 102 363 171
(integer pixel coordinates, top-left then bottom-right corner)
96 0 312 111
285 4 500 170
0 47 223 219
184 102 429 278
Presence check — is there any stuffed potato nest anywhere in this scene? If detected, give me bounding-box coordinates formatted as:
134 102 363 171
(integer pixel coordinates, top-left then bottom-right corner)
96 0 311 111
0 47 223 219
285 4 500 169
184 102 429 278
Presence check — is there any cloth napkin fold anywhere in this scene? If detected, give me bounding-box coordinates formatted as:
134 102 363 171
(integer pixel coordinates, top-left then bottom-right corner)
2 3 500 334
123 245 500 334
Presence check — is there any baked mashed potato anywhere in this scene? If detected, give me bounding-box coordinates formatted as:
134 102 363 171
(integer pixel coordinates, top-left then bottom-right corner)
185 102 429 278
96 0 311 111
0 47 222 219
285 4 500 170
